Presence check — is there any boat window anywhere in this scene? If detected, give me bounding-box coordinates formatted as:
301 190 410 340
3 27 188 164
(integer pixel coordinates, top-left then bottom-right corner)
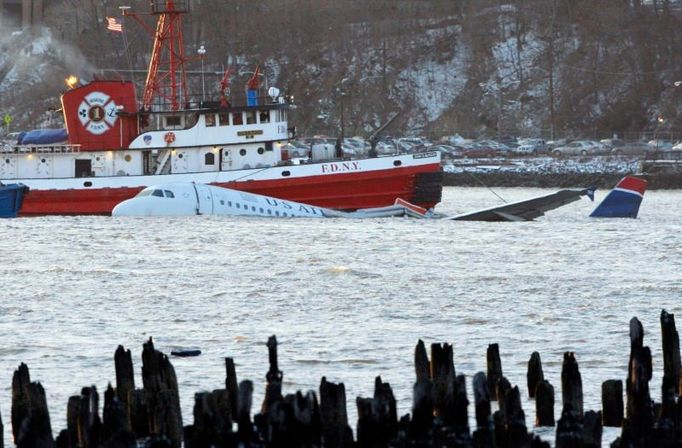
240 149 247 156
257 147 264 155
219 113 230 126
232 112 243 126
164 190 175 198
205 152 215 165
152 189 164 197
259 110 270 123
205 114 216 127
236 203 240 209
246 111 257 125
165 116 182 128
228 201 232 207
266 141 273 151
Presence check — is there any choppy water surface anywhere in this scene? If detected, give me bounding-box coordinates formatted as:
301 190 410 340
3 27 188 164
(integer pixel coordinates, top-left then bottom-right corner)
1 187 681 445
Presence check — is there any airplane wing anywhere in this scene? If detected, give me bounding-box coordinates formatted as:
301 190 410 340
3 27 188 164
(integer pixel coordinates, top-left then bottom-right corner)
447 188 595 222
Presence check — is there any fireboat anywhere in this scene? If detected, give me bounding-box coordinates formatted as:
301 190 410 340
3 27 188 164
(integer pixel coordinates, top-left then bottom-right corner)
0 0 443 216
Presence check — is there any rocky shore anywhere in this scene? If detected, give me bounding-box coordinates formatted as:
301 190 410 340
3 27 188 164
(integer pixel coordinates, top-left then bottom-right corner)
443 172 682 189
442 158 681 189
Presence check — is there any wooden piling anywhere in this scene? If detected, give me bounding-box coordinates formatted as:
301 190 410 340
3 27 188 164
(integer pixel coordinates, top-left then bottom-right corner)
660 310 681 397
77 386 101 448
224 357 239 420
496 376 511 415
503 386 528 447
561 352 583 418
414 339 429 382
601 380 623 427
486 344 503 401
236 380 253 442
582 410 602 448
527 351 544 399
535 380 555 426
141 337 183 448
555 405 583 448
11 362 31 442
261 335 283 416
410 378 433 439
430 343 455 424
114 345 134 431
319 377 353 448
472 372 493 448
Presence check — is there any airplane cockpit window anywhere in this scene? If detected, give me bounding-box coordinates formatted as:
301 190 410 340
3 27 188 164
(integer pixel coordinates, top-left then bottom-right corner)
136 188 153 197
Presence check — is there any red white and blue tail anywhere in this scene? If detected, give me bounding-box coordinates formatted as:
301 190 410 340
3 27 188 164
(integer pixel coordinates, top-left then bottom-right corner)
589 176 647 218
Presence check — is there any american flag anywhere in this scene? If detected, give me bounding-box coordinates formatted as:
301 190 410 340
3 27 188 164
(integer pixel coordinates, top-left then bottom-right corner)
106 17 123 33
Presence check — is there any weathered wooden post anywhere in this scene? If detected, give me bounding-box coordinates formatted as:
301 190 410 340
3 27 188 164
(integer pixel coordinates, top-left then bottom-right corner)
141 337 183 448
77 386 101 448
527 352 544 399
472 372 493 448
261 335 283 416
555 405 583 448
430 343 455 425
582 410 602 448
414 340 429 382
486 344 503 401
620 317 654 447
503 386 528 447
102 383 134 447
601 380 623 427
11 363 54 448
496 376 511 415
236 380 254 443
660 310 681 400
535 380 555 426
319 377 353 448
410 375 433 440
561 352 583 418
224 357 239 419
114 345 134 430
356 377 398 447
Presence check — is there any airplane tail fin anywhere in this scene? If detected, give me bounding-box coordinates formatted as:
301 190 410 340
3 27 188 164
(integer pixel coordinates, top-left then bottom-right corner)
589 176 647 218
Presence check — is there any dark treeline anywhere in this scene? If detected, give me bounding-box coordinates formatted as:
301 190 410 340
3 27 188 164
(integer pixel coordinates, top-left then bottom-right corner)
9 1 682 137
6 309 682 447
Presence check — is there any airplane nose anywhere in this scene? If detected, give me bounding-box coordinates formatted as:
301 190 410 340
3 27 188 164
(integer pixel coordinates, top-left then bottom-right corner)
112 199 138 216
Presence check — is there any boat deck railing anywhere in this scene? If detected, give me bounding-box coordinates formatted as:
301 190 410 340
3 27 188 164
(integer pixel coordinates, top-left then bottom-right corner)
1 144 81 154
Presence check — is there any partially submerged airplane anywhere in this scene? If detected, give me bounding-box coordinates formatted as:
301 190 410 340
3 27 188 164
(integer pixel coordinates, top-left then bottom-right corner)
589 176 646 218
112 182 594 221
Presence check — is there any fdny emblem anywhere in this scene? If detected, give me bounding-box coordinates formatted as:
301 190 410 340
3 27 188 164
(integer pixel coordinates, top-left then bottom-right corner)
143 135 152 145
77 91 119 135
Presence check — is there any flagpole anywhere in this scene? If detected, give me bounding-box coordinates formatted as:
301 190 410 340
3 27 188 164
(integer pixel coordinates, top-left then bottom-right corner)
119 6 137 98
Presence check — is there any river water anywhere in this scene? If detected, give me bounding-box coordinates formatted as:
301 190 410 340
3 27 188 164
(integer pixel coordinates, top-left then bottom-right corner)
1 186 681 445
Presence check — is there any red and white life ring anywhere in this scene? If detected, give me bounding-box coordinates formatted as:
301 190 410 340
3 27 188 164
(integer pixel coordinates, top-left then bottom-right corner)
164 132 176 145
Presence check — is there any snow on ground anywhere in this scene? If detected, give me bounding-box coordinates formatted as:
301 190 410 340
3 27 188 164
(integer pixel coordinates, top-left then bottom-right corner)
443 157 640 174
395 33 469 127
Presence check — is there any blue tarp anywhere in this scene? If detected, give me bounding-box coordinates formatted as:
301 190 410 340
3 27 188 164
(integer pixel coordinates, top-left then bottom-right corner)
19 128 68 145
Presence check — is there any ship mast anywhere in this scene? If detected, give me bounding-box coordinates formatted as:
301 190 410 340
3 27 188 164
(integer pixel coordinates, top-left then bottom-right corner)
126 0 190 111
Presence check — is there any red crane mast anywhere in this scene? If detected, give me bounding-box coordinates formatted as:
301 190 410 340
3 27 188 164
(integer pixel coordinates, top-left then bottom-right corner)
126 0 190 111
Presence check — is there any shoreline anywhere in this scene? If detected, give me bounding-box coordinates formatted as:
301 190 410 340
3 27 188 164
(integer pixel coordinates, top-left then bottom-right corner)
443 171 682 189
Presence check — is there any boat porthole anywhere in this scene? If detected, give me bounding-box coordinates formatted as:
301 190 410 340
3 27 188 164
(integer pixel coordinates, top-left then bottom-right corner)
281 171 290 177
5 159 9 164
393 160 402 166
96 157 100 161
124 155 132 162
41 158 46 163
240 149 247 156
83 181 93 187
178 153 184 159
257 147 264 155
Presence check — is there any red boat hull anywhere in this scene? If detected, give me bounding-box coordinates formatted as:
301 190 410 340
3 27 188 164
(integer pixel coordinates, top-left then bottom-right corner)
19 163 442 216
